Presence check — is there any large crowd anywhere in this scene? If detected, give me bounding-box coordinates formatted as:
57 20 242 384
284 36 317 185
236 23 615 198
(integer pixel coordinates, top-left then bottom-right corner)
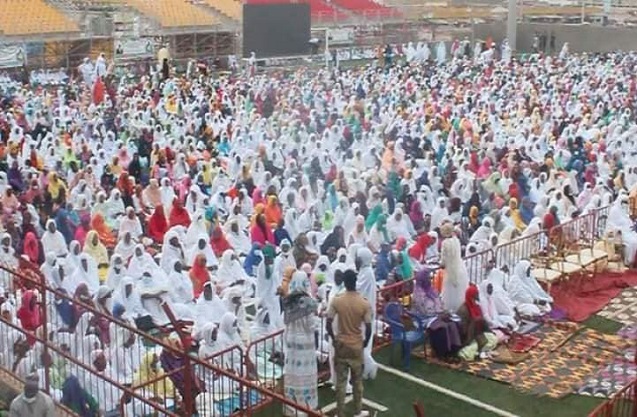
0 40 636 416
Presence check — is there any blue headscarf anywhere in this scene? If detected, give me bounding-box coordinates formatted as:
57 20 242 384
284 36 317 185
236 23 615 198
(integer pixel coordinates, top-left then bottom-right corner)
375 244 392 282
328 183 338 212
112 302 125 320
55 208 74 244
55 294 75 327
243 243 263 276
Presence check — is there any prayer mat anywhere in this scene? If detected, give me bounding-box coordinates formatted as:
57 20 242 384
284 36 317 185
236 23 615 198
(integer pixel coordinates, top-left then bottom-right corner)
617 324 637 340
424 321 580 383
577 360 637 398
423 323 632 398
596 287 637 325
509 328 633 399
508 333 542 353
491 346 529 364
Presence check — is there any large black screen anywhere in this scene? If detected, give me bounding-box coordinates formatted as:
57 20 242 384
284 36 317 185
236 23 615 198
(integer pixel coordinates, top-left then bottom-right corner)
242 3 311 58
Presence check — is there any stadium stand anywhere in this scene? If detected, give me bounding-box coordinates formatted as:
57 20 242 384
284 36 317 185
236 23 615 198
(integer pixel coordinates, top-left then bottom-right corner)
244 0 346 21
194 0 242 21
0 0 80 36
126 0 218 28
330 0 398 18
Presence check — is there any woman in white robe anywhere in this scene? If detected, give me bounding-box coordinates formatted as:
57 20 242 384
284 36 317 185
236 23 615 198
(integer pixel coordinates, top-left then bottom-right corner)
108 318 142 384
479 275 517 331
114 277 150 322
470 217 494 246
105 189 126 230
65 240 82 275
215 249 252 291
355 247 378 380
185 211 208 248
71 253 99 294
160 230 186 274
192 282 227 337
387 208 414 242
249 307 283 382
167 260 195 305
40 252 59 288
113 231 136 263
127 244 161 279
255 247 283 329
197 322 239 396
0 234 17 277
215 312 245 373
439 222 469 313
483 266 519 329
41 219 68 258
105 255 126 290
508 260 552 316
186 235 218 269
273 239 296 282
137 272 170 326
225 220 251 256
607 196 637 266
160 178 176 209
118 207 143 240
431 197 448 230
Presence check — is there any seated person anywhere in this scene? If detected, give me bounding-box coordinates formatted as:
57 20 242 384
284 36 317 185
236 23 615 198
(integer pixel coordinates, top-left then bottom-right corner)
457 285 497 360
507 260 552 316
479 261 519 332
411 269 462 361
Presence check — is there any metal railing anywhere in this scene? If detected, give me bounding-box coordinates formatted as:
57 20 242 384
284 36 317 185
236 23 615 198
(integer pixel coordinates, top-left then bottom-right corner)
0 205 614 417
0 260 324 417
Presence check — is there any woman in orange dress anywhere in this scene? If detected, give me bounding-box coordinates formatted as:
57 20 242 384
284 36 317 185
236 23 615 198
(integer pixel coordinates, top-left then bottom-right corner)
90 213 117 248
264 195 282 228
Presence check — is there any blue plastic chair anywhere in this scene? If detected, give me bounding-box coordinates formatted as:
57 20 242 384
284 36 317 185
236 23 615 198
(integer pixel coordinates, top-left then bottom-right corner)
384 301 426 369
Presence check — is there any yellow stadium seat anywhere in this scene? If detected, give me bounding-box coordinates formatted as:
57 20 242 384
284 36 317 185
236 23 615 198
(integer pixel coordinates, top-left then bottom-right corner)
127 0 218 28
0 0 79 35
198 0 242 21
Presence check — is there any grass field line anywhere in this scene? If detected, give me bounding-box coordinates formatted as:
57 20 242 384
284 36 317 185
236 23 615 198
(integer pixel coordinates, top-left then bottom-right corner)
377 363 521 417
320 397 389 414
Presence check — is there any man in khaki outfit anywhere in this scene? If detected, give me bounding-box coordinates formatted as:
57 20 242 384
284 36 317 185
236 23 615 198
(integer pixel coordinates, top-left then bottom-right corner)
327 270 372 417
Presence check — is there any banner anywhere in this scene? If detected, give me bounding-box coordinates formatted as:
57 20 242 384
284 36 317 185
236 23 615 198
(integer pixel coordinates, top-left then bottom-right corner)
327 28 354 45
114 38 154 60
0 45 25 69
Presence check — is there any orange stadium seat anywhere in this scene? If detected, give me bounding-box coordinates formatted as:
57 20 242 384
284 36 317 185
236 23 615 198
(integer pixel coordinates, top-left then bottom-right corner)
127 0 217 28
0 0 79 35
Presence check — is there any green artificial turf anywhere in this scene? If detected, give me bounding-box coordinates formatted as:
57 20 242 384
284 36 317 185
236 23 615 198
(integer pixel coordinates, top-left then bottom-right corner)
258 315 622 417
373 347 603 417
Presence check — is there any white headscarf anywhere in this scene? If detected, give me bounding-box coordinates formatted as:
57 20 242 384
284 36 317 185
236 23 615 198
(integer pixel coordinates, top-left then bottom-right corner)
41 219 68 257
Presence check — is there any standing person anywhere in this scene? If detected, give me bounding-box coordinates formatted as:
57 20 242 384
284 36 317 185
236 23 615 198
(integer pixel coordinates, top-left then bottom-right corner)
439 221 469 312
282 271 319 416
9 373 55 417
327 269 372 417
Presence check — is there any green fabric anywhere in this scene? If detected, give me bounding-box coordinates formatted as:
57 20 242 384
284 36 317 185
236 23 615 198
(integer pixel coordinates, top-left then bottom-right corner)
262 244 276 260
365 205 383 231
398 249 413 280
322 210 334 230
387 171 402 199
376 214 390 243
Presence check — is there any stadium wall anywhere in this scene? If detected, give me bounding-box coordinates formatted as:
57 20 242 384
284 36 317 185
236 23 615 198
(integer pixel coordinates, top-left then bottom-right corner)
475 22 637 53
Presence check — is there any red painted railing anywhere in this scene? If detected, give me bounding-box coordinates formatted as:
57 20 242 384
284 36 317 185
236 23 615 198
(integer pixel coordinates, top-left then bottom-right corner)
0 261 324 417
